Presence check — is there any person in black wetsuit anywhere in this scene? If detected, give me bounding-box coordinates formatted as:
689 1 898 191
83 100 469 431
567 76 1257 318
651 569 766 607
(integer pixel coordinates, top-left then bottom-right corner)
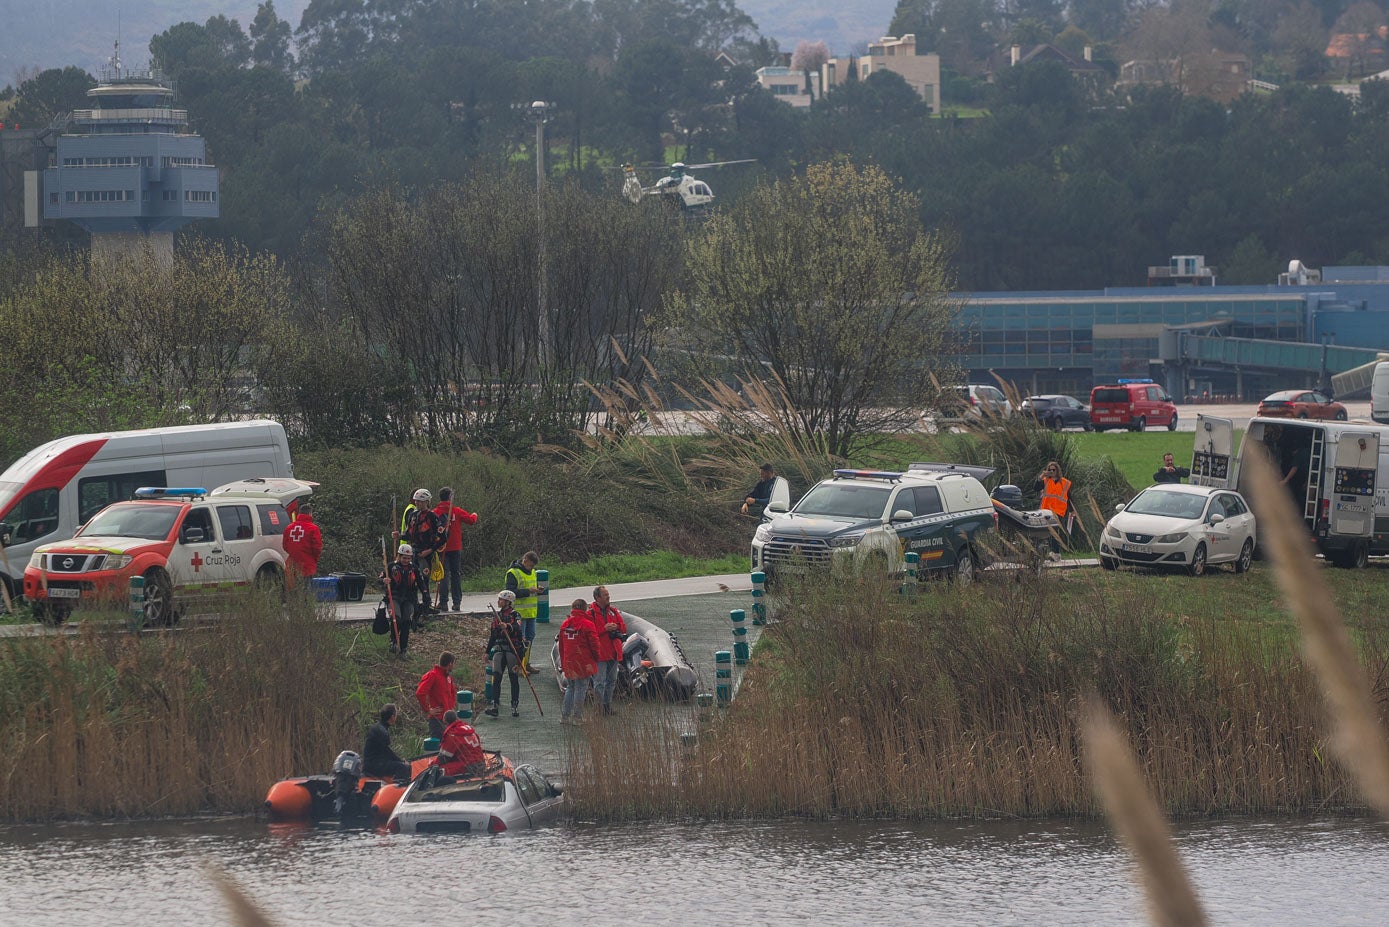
362 703 411 782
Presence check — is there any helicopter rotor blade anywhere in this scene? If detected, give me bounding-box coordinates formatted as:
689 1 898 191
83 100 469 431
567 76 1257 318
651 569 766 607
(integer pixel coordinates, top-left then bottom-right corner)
681 159 757 170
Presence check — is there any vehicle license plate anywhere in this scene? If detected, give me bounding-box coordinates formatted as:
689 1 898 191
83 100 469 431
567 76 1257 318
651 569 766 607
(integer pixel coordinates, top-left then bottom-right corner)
1100 416 1120 422
1122 543 1151 554
47 588 80 599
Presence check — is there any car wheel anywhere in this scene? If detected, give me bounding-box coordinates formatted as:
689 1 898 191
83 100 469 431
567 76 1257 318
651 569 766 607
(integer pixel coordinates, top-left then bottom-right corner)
1235 538 1253 574
33 601 70 625
1297 412 1308 420
953 546 976 584
1188 543 1207 577
1049 416 1062 432
1099 555 1117 571
143 568 175 627
1333 541 1370 569
1167 412 1178 431
256 563 285 599
1335 409 1348 421
1083 423 1094 432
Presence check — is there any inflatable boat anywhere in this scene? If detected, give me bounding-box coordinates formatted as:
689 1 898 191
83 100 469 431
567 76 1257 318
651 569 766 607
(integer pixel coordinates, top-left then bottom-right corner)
990 484 1062 555
264 752 435 823
550 610 699 701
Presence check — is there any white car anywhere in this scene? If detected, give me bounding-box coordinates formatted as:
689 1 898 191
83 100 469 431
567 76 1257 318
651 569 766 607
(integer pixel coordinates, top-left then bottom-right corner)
386 760 563 835
1099 484 1256 576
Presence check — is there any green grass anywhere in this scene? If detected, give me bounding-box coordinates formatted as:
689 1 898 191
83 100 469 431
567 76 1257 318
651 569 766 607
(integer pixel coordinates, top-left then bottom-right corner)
1067 430 1244 495
458 551 749 593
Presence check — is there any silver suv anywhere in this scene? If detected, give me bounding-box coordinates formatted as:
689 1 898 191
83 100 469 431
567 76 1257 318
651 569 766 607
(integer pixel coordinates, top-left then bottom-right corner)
936 385 1012 424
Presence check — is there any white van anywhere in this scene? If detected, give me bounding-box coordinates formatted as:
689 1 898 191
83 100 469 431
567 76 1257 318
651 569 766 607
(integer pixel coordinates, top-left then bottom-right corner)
1192 413 1387 568
0 421 293 599
1372 361 1389 425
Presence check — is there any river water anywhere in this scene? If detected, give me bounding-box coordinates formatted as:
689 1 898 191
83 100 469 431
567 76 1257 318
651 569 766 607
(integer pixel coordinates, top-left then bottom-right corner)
1 815 1384 926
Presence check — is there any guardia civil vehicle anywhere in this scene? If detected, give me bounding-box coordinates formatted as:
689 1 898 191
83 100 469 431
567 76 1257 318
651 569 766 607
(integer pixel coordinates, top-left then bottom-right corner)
751 464 997 582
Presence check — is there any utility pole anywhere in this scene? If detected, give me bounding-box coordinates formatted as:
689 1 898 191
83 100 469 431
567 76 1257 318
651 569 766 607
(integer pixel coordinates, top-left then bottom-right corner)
528 101 553 369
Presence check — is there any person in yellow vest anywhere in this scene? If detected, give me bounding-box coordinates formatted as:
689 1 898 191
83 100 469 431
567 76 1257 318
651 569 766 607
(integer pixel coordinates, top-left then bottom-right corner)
505 551 541 667
1033 461 1073 554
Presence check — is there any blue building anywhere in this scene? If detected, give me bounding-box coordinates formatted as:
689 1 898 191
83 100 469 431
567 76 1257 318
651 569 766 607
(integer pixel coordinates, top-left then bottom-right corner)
42 55 217 261
954 261 1389 400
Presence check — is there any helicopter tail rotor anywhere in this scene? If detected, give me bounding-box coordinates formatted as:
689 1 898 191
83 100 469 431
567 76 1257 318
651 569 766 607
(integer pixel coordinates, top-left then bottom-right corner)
621 165 646 204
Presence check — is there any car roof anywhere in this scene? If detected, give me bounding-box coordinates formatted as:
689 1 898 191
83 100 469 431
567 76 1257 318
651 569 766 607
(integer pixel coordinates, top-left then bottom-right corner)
1025 394 1069 400
1138 483 1228 497
1263 389 1304 400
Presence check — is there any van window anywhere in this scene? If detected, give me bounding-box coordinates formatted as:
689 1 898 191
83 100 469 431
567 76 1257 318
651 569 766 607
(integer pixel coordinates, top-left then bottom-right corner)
78 470 168 524
912 486 944 515
1147 387 1163 401
257 504 289 536
1093 388 1128 403
216 505 255 541
7 488 60 544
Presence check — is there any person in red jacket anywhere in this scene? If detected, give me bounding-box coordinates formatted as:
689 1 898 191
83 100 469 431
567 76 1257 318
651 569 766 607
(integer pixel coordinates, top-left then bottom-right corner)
588 585 627 715
282 503 323 590
415 652 458 739
559 598 599 724
433 487 479 613
432 710 486 778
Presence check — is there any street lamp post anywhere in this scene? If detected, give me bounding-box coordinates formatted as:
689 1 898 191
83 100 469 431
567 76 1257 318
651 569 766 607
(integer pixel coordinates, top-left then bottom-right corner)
528 101 553 369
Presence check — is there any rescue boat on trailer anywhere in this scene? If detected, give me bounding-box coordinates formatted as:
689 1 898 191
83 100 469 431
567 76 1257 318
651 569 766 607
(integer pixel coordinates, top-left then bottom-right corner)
263 753 435 823
550 611 698 700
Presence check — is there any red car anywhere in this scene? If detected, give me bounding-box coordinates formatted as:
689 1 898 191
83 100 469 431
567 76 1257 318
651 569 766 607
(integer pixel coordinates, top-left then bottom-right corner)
1256 390 1348 420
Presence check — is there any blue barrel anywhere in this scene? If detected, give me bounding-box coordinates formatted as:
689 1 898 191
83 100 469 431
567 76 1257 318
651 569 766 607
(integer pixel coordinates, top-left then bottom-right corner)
535 569 550 623
751 572 766 624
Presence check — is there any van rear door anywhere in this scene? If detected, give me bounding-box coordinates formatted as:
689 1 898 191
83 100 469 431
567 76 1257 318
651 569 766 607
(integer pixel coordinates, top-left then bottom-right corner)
1192 415 1235 488
1328 430 1378 539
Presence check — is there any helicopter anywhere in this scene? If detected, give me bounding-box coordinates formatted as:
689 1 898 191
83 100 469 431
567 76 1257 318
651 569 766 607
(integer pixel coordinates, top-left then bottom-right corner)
620 159 755 214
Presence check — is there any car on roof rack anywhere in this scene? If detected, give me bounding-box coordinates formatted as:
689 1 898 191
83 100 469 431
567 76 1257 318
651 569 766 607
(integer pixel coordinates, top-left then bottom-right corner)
750 463 997 583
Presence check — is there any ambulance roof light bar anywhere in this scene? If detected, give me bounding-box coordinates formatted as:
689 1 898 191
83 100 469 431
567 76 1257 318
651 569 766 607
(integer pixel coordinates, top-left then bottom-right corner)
133 487 208 499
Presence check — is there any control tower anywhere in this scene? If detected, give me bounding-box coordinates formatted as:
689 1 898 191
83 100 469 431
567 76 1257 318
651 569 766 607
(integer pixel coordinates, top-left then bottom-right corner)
42 45 217 262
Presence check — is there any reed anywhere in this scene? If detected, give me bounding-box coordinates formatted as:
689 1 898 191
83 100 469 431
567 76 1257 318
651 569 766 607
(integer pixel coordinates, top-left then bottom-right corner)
565 567 1385 820
0 592 354 821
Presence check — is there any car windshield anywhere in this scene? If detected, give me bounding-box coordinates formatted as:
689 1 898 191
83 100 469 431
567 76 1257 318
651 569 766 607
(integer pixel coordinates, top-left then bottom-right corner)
793 484 890 520
1125 489 1207 520
80 503 179 540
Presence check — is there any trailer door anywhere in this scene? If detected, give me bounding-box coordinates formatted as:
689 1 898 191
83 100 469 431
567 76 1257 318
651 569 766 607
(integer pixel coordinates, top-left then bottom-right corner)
1328 431 1378 539
1192 415 1235 489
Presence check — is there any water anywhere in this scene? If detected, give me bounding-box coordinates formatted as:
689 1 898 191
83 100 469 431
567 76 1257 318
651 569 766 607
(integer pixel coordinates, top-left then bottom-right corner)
1 815 1384 926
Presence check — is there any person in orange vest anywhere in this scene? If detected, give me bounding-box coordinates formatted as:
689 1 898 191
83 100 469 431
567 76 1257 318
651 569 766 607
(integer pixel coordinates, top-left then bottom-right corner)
415 651 458 739
282 503 323 590
1033 460 1073 553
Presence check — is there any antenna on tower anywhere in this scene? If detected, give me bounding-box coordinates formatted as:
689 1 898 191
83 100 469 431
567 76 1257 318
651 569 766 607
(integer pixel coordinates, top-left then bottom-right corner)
110 11 123 76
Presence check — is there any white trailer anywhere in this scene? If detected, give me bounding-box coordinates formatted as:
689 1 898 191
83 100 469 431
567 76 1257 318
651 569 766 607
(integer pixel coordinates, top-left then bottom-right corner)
1192 413 1387 568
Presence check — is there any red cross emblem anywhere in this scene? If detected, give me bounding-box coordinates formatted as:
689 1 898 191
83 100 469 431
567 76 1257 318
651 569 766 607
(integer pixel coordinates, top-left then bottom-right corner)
288 524 305 543
190 552 204 572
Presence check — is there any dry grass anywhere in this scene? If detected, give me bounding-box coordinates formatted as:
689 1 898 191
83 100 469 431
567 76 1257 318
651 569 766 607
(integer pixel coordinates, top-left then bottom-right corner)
565 565 1384 820
0 593 354 821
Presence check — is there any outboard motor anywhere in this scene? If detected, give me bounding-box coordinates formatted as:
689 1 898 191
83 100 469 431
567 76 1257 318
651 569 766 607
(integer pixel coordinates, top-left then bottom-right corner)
331 750 364 817
620 632 652 695
991 484 1024 507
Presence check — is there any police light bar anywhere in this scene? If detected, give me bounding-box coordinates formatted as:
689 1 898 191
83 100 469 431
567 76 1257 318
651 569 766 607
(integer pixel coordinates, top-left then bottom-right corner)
133 487 208 499
1116 378 1155 384
833 469 902 481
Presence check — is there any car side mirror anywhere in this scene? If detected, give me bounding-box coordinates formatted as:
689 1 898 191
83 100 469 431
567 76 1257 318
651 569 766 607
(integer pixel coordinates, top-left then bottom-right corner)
181 526 205 543
891 509 914 522
767 501 788 514
0 523 11 547
1208 513 1225 525
1114 503 1126 513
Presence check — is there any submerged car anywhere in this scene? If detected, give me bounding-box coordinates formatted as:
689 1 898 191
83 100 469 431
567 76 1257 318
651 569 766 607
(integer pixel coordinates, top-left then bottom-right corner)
387 759 563 835
1099 484 1256 576
1256 389 1348 421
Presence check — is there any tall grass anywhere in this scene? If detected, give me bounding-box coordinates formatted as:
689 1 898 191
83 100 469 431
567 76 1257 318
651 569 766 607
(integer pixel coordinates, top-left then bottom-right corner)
565 568 1381 820
0 593 353 821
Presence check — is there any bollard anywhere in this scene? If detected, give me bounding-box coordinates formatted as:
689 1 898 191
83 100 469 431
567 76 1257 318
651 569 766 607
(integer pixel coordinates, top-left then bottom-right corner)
696 692 715 724
751 571 766 625
456 689 474 721
127 575 146 630
424 736 440 752
483 664 494 706
715 650 732 705
680 732 698 748
901 551 920 597
730 608 749 665
535 569 550 623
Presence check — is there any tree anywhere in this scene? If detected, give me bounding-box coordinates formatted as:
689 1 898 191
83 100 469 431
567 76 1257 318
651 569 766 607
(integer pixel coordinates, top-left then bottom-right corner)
790 39 830 100
673 162 959 457
7 67 94 129
251 1 296 73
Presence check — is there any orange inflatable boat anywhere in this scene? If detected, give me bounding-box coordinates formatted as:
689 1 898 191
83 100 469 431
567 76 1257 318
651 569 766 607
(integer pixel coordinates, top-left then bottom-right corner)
265 753 435 823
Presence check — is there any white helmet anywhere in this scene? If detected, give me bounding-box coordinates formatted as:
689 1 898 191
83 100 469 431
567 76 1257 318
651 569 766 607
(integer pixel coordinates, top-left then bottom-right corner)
397 543 414 556
413 488 432 503
498 590 516 603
